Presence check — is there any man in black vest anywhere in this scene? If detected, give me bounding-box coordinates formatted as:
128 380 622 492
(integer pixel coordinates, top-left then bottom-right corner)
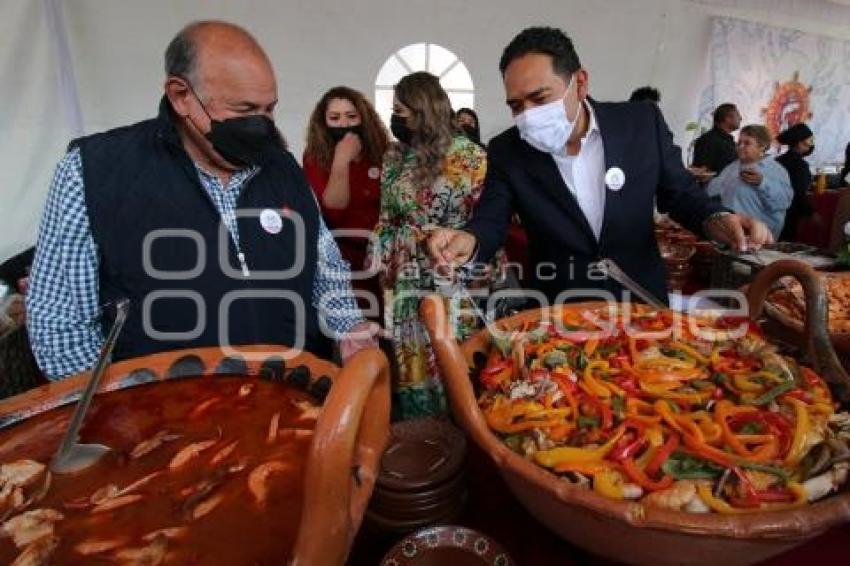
26 21 377 379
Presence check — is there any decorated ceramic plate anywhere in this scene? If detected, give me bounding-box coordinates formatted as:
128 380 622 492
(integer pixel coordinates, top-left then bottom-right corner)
381 525 514 566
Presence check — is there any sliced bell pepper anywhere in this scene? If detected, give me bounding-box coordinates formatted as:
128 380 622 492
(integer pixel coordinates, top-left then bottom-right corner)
620 457 674 491
583 393 614 430
553 460 615 475
480 359 513 390
697 481 805 514
534 426 625 468
608 432 646 462
645 432 680 476
784 398 810 467
714 401 778 462
593 469 627 500
749 381 795 406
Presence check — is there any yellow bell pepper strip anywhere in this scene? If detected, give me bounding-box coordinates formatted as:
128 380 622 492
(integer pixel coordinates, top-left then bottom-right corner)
534 426 626 468
593 469 627 500
637 366 706 383
638 357 698 371
697 482 806 514
620 457 674 491
582 361 612 398
666 341 710 365
640 381 710 404
554 461 615 475
733 374 766 393
584 338 599 357
690 412 723 445
626 398 662 425
655 401 705 443
784 398 810 467
715 401 777 461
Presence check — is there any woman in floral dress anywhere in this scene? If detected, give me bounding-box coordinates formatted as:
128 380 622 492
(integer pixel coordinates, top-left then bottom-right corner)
368 72 500 420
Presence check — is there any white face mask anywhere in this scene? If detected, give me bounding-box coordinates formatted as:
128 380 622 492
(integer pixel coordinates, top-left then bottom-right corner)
515 74 579 154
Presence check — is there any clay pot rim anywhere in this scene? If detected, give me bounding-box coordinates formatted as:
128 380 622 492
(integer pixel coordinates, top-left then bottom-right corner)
457 303 850 539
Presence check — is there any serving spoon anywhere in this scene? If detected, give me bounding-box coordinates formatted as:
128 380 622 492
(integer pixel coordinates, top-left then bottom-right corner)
596 258 668 310
50 298 130 474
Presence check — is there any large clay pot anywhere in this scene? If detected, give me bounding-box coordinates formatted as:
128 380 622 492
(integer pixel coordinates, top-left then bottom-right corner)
0 344 390 566
421 259 850 565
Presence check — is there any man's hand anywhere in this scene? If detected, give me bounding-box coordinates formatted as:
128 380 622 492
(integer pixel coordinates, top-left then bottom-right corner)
338 320 381 364
739 168 763 187
705 213 773 252
427 228 477 268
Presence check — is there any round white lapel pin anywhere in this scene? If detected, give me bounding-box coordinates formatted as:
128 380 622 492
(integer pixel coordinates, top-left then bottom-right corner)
368 166 380 180
605 166 626 191
260 208 283 234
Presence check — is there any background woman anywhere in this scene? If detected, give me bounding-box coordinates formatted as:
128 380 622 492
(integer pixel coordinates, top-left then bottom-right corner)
775 123 815 241
303 87 388 311
456 107 484 147
368 72 499 420
707 124 792 239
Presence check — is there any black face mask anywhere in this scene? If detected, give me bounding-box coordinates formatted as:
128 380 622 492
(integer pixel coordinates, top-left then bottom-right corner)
802 145 815 157
327 125 363 143
187 82 283 167
460 123 480 141
390 114 413 146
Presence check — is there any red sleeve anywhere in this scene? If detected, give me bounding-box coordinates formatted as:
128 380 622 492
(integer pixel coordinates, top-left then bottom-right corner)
302 153 329 198
302 153 346 226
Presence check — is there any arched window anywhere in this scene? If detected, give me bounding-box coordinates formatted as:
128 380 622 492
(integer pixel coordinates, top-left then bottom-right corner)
374 43 474 127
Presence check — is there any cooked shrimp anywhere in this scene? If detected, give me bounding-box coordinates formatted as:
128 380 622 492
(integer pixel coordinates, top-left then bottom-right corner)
642 480 698 511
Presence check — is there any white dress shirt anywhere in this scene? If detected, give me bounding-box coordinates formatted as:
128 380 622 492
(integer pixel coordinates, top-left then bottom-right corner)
551 101 607 239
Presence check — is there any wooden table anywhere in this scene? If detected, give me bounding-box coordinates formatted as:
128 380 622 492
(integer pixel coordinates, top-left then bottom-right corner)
348 442 850 565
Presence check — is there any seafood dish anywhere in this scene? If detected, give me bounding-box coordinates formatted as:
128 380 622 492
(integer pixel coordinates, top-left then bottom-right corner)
0 373 324 565
473 304 850 514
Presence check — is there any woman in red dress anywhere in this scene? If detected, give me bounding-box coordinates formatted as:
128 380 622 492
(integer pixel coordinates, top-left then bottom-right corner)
303 87 389 317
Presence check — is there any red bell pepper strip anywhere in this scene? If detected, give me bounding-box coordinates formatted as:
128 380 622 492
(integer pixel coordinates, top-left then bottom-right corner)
583 394 614 430
480 360 513 390
620 457 674 491
644 432 680 476
608 433 646 462
800 367 821 388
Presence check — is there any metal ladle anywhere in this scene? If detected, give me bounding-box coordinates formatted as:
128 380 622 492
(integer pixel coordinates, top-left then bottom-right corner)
50 298 130 474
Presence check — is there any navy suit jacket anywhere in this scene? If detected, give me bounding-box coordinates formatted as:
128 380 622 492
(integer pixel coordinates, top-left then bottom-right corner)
466 100 724 304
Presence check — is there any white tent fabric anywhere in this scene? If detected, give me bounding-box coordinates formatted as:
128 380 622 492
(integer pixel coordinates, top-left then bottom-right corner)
2 0 850 262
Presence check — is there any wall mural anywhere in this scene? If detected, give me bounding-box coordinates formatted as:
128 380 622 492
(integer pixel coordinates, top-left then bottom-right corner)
699 16 850 167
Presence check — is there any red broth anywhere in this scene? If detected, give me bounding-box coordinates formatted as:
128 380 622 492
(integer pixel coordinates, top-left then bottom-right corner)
0 376 321 565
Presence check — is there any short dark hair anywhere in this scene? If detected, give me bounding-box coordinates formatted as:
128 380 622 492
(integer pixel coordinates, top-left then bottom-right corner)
629 86 661 103
713 103 738 125
499 27 581 79
164 27 198 81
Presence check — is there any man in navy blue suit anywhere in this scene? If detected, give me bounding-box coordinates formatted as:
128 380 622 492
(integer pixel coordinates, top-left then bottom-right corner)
428 27 771 304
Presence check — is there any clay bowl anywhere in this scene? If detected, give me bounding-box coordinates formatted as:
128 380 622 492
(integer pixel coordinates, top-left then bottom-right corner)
421 260 850 565
0 345 391 566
